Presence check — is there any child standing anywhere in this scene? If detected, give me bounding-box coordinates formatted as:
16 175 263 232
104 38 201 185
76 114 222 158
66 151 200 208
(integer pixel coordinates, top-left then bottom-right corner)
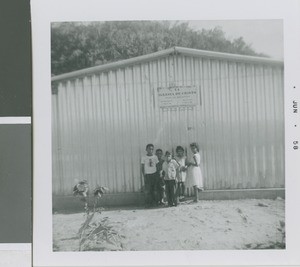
174 146 187 201
155 148 165 205
186 142 204 202
162 151 179 207
141 144 159 207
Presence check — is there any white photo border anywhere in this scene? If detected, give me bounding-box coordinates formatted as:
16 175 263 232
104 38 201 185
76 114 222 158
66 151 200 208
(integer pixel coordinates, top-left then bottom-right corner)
32 0 300 266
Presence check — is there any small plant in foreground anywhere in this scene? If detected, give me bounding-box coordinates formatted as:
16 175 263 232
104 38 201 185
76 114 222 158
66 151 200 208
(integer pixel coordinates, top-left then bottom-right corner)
244 220 286 249
79 216 124 251
277 220 285 244
73 180 89 213
93 186 109 212
73 181 121 251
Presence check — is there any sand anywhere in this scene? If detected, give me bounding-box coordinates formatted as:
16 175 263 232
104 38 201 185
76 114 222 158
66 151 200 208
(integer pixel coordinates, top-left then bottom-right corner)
53 198 285 251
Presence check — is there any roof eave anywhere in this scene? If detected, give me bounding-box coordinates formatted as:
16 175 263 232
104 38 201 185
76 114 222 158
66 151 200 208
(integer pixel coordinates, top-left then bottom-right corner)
174 46 283 66
51 47 176 83
52 46 283 83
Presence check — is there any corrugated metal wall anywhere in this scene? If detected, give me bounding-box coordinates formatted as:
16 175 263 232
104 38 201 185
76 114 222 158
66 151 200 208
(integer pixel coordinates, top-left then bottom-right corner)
52 53 284 195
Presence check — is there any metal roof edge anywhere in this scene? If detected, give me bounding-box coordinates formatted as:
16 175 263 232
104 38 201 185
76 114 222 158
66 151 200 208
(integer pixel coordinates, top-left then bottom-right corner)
174 46 283 66
51 47 176 82
52 46 283 83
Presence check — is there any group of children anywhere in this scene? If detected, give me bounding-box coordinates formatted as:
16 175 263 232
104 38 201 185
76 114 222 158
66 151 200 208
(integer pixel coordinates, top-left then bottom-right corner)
141 143 204 207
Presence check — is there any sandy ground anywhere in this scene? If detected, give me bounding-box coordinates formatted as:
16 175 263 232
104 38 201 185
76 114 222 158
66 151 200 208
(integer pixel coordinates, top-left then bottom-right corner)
53 198 285 251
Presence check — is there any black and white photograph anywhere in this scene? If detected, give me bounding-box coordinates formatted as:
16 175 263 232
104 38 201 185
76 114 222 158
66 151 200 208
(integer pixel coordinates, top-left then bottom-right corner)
31 0 300 266
51 20 285 252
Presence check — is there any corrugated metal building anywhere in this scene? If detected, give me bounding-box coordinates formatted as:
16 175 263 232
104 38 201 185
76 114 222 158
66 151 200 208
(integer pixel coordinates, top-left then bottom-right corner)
51 47 284 196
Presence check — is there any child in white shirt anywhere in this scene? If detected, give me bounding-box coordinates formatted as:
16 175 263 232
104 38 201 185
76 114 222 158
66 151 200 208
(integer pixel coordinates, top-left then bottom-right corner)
141 144 159 207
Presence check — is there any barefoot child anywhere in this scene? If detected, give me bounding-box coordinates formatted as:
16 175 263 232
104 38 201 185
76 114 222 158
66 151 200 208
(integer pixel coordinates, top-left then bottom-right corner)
186 143 204 202
162 151 179 207
141 144 159 207
174 146 187 201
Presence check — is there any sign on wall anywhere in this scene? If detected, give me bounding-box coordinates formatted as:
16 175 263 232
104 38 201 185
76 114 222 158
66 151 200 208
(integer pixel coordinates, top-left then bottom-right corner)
157 85 199 108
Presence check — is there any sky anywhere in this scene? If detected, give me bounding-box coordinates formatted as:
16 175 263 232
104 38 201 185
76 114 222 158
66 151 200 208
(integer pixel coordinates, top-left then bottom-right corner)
187 20 283 60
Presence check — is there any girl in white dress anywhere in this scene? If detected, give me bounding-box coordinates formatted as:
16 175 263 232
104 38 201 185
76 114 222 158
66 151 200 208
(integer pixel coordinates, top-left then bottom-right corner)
186 143 204 202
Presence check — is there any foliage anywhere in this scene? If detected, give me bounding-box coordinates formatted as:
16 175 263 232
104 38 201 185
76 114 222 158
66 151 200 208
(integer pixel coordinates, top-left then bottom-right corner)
78 216 124 251
244 220 285 249
277 220 285 244
73 181 118 251
73 181 109 214
51 21 268 75
73 180 89 213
